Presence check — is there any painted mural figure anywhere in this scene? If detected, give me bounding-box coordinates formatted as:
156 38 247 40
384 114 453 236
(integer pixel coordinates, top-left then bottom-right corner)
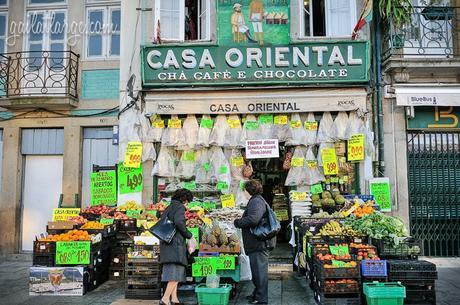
249 0 265 46
231 3 257 43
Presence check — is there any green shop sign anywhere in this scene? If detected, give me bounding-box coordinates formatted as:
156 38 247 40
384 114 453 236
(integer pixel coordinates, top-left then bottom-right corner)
141 41 369 88
407 106 460 130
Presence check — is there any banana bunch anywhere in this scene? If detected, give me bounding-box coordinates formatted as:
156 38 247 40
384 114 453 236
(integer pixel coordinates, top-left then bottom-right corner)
318 220 343 236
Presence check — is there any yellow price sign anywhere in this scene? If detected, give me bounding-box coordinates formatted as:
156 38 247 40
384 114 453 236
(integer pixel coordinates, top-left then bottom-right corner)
306 160 318 169
220 194 235 208
152 119 165 129
231 156 244 167
304 121 318 131
291 191 307 201
290 120 302 129
227 119 240 129
291 157 304 167
168 119 182 129
321 148 338 175
52 208 81 221
123 142 142 168
275 210 289 221
274 115 288 125
347 134 365 161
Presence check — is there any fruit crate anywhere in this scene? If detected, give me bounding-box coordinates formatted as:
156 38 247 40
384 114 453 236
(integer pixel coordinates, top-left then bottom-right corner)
109 267 125 280
313 290 361 305
349 245 377 255
386 260 437 280
199 244 241 254
32 253 56 267
33 240 56 254
195 284 232 305
125 287 162 300
79 213 100 221
313 260 360 280
363 282 406 305
361 260 387 277
126 277 161 289
309 235 350 245
110 252 126 267
46 226 77 235
116 219 137 232
81 224 116 238
315 279 360 294
371 238 422 259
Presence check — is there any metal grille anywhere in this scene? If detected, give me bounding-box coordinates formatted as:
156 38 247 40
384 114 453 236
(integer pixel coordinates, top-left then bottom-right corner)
407 131 460 256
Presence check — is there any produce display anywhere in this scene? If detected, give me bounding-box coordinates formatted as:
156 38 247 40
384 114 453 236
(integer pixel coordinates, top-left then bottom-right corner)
116 201 144 212
208 208 244 222
68 215 87 225
81 205 116 215
311 190 346 211
39 230 92 241
201 224 240 250
146 202 167 212
80 221 105 230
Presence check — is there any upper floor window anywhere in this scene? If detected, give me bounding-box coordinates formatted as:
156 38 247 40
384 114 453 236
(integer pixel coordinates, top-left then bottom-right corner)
0 0 7 6
29 0 66 4
86 6 120 58
301 0 357 38
0 13 7 53
154 0 211 42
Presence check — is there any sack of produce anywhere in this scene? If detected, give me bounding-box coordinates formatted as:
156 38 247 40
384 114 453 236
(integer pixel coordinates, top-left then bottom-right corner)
317 142 335 167
209 115 229 146
258 114 276 139
175 149 198 179
304 112 318 145
235 180 249 207
241 114 261 142
316 112 335 143
209 146 232 190
162 115 185 147
197 114 213 147
152 146 177 177
345 111 365 138
285 146 308 186
305 147 324 185
332 111 350 140
182 114 199 149
142 142 157 162
195 149 213 184
229 149 245 181
274 114 291 143
150 114 165 142
286 113 307 146
224 115 243 148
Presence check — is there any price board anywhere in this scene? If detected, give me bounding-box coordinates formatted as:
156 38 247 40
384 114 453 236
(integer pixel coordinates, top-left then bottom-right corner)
118 164 143 194
90 171 117 206
369 177 392 212
188 227 200 244
192 257 217 277
200 119 214 129
275 210 289 221
217 255 236 270
52 208 80 222
290 191 307 202
329 245 349 256
321 148 338 175
183 181 197 191
126 210 142 219
274 115 288 125
310 183 323 195
202 202 217 211
220 194 235 208
347 134 365 161
55 241 91 265
291 157 304 167
123 142 142 168
100 218 114 225
168 118 182 129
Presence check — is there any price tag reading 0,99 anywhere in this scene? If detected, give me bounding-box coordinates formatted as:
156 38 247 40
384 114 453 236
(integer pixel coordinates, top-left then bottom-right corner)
55 241 91 265
192 257 217 277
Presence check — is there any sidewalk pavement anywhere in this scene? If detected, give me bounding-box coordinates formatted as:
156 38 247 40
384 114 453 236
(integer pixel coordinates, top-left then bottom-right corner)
0 258 458 305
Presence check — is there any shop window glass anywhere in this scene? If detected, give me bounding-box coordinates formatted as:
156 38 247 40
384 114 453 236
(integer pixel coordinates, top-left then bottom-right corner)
86 6 120 58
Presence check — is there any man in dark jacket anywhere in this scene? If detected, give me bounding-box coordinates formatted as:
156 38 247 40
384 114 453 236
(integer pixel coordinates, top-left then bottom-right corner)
234 180 269 305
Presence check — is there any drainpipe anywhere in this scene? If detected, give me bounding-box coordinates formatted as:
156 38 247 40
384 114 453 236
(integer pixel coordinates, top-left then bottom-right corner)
373 0 385 176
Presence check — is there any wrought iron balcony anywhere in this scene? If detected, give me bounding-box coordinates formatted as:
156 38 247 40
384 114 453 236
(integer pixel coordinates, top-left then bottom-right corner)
382 6 460 60
0 51 79 108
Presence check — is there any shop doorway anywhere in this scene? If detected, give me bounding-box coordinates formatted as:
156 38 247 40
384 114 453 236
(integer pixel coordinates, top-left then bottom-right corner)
407 131 460 256
21 155 63 252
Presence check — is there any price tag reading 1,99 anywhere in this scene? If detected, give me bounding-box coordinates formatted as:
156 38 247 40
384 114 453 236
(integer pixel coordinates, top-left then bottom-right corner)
192 257 217 277
217 255 236 270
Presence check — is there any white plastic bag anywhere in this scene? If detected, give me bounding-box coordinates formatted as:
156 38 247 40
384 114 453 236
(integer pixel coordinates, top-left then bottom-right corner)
142 142 157 162
197 115 213 148
162 115 186 147
182 114 199 150
150 115 165 142
224 115 243 148
209 147 232 191
258 114 276 139
286 114 307 146
317 142 334 167
229 149 245 182
305 147 324 185
316 112 335 143
152 146 176 177
304 112 318 145
195 149 213 184
332 111 350 140
238 230 252 282
345 111 365 138
175 149 198 179
274 114 291 143
209 115 228 147
285 146 308 186
241 114 260 142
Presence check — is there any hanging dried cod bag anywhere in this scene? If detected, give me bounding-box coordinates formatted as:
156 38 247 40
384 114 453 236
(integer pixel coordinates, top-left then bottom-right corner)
235 180 249 207
118 108 142 162
258 114 276 139
304 112 318 145
142 142 157 162
182 114 199 150
332 111 350 140
224 115 243 148
274 114 291 143
209 147 232 192
195 149 212 184
175 149 199 179
241 114 260 142
162 115 185 147
150 115 165 142
286 113 307 146
345 111 365 138
152 146 176 177
209 115 228 147
316 112 335 143
305 147 324 185
197 115 213 148
285 146 308 186
229 149 245 182
317 142 335 168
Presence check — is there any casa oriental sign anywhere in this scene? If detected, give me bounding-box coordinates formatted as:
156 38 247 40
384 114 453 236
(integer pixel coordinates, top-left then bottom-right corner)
141 41 369 88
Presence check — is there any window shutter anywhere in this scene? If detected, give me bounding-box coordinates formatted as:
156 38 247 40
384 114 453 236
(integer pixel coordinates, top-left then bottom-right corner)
326 0 356 37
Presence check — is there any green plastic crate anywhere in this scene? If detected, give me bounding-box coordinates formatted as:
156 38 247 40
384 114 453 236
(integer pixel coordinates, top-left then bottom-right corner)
363 282 406 305
195 284 232 305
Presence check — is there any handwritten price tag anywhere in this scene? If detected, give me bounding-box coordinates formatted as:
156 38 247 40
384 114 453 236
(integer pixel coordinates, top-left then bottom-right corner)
192 257 217 277
332 260 346 267
220 194 235 208
219 166 228 174
290 120 302 129
126 210 142 219
304 121 318 131
227 119 240 129
274 115 288 125
55 241 91 265
321 148 338 175
200 119 214 129
183 181 197 191
216 181 229 191
275 210 289 221
291 157 304 167
310 183 323 195
231 156 244 167
306 160 318 169
329 245 349 256
347 134 365 161
291 191 307 202
259 114 274 125
182 151 196 162
118 164 143 194
152 119 165 129
245 121 259 130
217 255 236 270
100 218 114 225
123 142 142 168
52 208 80 222
168 119 182 129
188 227 200 244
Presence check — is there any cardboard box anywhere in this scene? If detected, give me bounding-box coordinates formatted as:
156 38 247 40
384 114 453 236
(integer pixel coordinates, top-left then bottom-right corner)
29 266 87 296
48 221 75 230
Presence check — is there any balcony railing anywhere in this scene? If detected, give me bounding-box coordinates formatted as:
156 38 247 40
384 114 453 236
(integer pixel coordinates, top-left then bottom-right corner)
0 51 79 99
382 6 460 60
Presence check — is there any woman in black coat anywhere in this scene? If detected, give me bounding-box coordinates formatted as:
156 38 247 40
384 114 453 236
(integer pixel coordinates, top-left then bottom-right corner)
160 189 196 305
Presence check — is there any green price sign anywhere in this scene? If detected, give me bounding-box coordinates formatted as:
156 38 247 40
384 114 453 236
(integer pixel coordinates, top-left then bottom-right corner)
126 210 142 219
218 166 228 174
55 241 91 265
331 260 346 267
188 227 200 244
217 256 236 270
118 163 143 194
183 181 197 191
100 218 114 225
369 178 392 212
90 171 117 206
145 210 158 216
259 114 274 125
329 245 349 256
200 119 214 129
216 181 229 191
192 257 217 277
202 202 216 211
310 183 323 195
245 121 259 130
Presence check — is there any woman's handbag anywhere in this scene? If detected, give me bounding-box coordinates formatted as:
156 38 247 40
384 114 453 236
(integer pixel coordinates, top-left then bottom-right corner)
250 203 281 241
149 215 176 243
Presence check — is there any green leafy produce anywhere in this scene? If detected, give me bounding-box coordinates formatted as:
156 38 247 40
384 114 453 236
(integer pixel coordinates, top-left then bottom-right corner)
345 213 409 246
